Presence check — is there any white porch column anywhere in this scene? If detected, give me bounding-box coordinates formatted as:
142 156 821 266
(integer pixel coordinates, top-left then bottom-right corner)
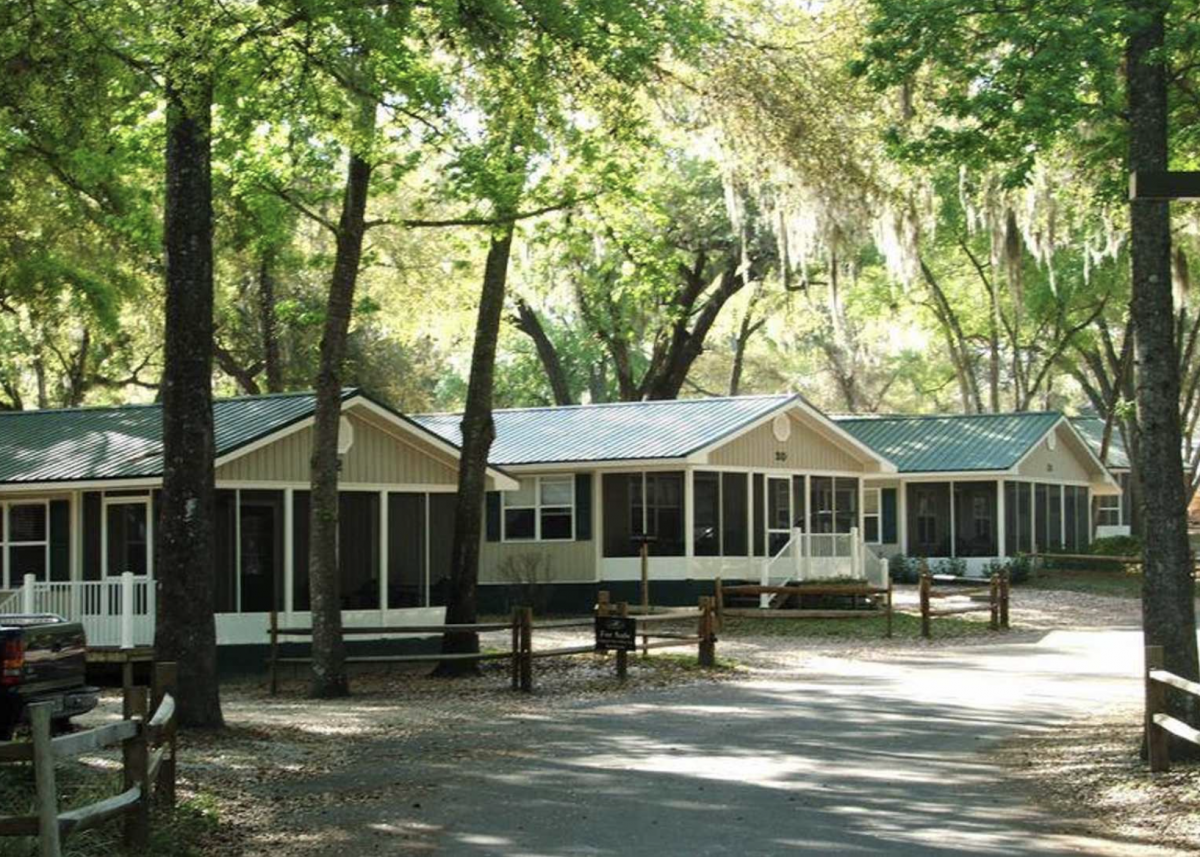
379 490 389 613
997 480 1007 559
69 491 82 582
120 571 134 650
592 471 603 583
949 481 956 558
746 472 754 559
1060 488 1066 547
898 481 908 554
283 487 295 615
803 475 812 578
424 493 432 607
684 469 695 562
22 574 35 613
1030 482 1037 554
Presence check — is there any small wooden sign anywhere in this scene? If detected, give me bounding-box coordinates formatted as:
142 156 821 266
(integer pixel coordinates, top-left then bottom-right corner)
1129 171 1200 201
595 615 638 651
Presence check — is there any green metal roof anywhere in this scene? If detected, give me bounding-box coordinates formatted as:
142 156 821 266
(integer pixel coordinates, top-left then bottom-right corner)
0 390 352 485
1068 417 1131 470
414 395 803 466
835 412 1064 473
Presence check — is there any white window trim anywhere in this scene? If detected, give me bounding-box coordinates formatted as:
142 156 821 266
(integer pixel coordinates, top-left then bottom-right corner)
101 495 154 579
502 475 575 542
862 487 882 545
1097 491 1121 527
2 500 51 589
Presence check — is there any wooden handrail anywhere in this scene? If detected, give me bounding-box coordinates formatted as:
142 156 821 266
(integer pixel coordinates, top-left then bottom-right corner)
51 720 138 759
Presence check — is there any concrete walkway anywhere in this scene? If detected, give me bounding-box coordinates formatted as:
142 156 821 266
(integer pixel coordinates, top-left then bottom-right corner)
286 630 1182 856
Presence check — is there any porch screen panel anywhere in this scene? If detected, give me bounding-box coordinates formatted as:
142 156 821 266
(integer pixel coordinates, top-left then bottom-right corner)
834 478 859 534
428 494 456 605
645 473 684 557
1074 487 1090 549
792 476 806 530
954 483 996 557
720 473 748 556
752 474 764 556
1064 487 1078 550
105 502 148 577
1017 482 1032 554
693 471 720 557
602 474 637 558
1034 484 1049 554
907 483 950 557
388 493 426 608
240 490 283 613
1047 485 1063 549
810 477 834 535
214 491 237 614
293 491 311 611
83 492 102 581
339 492 380 609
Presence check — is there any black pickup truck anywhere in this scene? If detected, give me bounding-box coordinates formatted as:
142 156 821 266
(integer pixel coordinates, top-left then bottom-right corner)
0 614 99 740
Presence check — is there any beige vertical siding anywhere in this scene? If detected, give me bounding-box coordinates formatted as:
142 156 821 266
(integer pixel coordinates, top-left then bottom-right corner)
708 414 868 472
478 540 596 583
216 410 459 485
1016 425 1094 482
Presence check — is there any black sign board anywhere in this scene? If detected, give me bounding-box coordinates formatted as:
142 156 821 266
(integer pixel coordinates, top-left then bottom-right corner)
595 615 638 652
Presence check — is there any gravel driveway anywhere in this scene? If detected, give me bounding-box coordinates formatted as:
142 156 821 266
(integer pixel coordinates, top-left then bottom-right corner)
78 588 1187 855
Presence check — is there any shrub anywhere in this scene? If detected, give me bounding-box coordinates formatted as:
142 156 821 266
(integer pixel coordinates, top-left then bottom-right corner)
1090 535 1142 557
934 557 968 577
1005 553 1032 584
886 554 918 584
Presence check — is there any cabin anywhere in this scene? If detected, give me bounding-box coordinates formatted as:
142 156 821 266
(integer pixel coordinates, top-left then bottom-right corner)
834 412 1122 574
413 395 897 611
0 390 516 649
1069 416 1135 538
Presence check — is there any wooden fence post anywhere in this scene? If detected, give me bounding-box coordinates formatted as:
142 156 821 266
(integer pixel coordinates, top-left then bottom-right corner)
1146 645 1170 773
989 573 1000 631
616 602 629 681
510 606 521 692
918 566 931 639
152 661 179 807
121 659 134 720
885 579 894 639
714 577 724 632
30 703 61 857
269 608 279 696
698 597 715 668
123 688 150 849
1000 570 1010 629
519 607 533 693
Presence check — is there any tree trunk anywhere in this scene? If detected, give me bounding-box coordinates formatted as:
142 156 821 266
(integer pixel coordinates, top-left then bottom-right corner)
1127 0 1200 754
513 298 573 405
155 68 223 728
308 139 373 698
438 220 516 672
259 253 284 393
729 313 765 396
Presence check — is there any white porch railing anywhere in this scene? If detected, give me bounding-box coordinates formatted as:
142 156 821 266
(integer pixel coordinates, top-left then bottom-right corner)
0 573 154 649
758 527 890 607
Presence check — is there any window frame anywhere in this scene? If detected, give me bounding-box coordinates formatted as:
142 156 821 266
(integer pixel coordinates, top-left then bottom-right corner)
2 500 51 589
1097 491 1121 527
502 475 575 543
101 495 154 579
862 487 882 545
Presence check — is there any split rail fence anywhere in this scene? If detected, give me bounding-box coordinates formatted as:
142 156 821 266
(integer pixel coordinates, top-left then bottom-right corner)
0 662 178 857
269 595 718 693
716 580 895 637
917 565 1009 638
1145 644 1200 772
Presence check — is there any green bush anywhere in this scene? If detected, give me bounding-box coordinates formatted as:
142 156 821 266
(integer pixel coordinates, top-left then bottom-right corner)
933 557 967 577
887 554 918 583
1090 535 1142 557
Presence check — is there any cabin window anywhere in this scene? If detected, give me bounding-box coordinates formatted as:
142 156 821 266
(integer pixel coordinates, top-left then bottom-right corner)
504 476 574 542
862 488 881 544
721 473 748 556
811 477 860 534
1097 492 1121 527
3 502 49 587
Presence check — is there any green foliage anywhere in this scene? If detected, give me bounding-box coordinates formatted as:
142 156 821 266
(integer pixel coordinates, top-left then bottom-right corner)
1090 535 1143 557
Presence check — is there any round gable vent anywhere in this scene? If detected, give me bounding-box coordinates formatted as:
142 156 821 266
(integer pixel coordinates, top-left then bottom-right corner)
337 416 355 455
772 413 792 443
